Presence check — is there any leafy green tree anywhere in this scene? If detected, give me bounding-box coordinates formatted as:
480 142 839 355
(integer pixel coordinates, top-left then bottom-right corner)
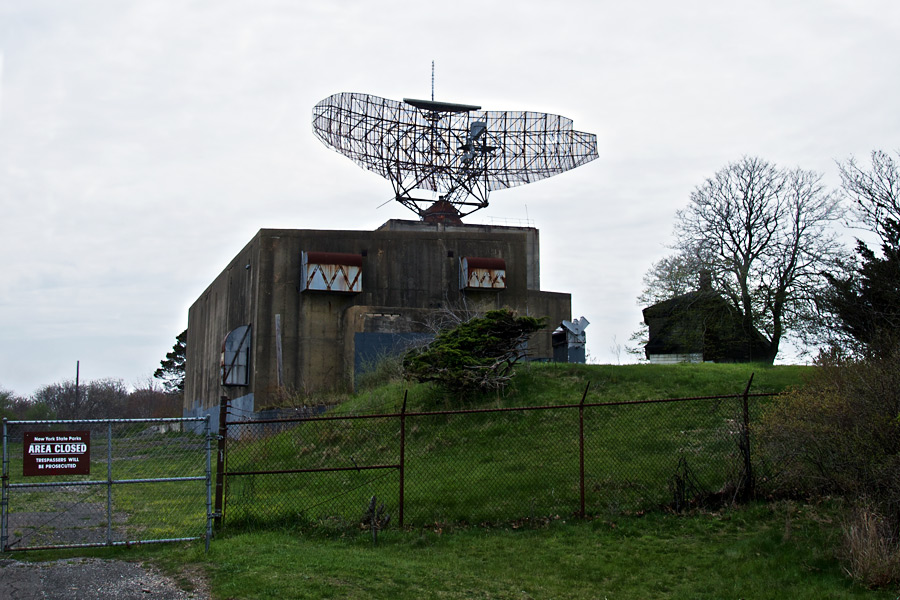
403 309 545 394
23 401 55 421
154 329 186 394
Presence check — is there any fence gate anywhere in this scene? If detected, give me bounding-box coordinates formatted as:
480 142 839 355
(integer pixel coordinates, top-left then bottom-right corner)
1 417 212 552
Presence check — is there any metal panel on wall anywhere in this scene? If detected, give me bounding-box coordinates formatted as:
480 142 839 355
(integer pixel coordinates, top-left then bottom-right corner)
460 256 506 290
222 325 251 386
301 251 363 293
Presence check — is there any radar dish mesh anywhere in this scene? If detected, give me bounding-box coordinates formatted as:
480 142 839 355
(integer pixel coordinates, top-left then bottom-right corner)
312 92 598 221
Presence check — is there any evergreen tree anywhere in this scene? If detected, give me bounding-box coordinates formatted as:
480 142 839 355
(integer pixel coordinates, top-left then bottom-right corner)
821 151 900 356
821 220 900 356
154 329 187 394
403 309 545 394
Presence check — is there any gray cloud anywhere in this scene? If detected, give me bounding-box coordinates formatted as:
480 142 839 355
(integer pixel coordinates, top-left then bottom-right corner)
2 0 899 395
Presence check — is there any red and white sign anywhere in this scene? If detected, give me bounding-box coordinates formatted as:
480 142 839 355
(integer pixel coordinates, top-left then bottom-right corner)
23 431 91 476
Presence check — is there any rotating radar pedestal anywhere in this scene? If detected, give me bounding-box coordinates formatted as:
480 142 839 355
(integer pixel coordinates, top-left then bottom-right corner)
312 93 598 224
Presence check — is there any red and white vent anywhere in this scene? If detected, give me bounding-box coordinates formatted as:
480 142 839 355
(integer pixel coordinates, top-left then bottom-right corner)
301 251 363 293
460 257 506 290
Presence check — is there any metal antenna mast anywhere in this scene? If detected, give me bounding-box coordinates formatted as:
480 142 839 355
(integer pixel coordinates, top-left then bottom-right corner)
431 60 434 101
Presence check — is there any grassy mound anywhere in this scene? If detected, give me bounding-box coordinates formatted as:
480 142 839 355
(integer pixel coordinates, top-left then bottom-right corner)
223 362 809 528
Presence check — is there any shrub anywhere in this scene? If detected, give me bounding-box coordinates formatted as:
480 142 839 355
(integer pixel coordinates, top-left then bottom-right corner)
758 349 900 586
841 506 900 588
402 309 546 395
356 352 406 391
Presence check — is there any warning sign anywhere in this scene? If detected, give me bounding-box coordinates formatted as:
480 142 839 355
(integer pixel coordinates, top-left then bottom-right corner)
23 431 91 476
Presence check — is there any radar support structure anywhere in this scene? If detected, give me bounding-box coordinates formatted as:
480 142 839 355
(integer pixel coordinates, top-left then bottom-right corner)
312 92 597 223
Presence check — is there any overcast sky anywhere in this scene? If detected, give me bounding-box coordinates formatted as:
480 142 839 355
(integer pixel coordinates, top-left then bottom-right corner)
2 0 899 397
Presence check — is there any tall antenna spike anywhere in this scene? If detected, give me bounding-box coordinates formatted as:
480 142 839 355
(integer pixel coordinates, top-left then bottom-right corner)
431 60 434 101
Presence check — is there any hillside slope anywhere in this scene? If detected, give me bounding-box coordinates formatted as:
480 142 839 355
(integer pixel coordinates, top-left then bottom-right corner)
226 362 811 527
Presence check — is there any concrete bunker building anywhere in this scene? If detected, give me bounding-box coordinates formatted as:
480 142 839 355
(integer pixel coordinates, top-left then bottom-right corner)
183 219 573 421
184 92 598 422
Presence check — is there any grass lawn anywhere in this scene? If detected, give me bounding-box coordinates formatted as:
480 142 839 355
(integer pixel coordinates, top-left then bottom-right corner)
123 499 892 599
223 362 808 528
14 363 897 597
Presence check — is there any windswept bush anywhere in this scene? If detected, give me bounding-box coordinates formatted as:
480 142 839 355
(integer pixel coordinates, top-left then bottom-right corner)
403 309 545 394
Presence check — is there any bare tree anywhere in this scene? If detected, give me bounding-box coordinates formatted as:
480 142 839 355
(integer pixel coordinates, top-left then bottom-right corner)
32 381 89 419
642 157 844 362
818 150 900 355
419 294 484 334
32 378 129 419
636 252 706 307
127 376 182 418
839 150 900 245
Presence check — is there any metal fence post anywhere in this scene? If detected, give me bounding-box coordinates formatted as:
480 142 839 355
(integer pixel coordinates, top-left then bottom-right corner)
399 390 407 528
214 396 229 529
107 421 113 546
739 373 755 501
2 419 8 552
579 382 590 519
205 414 212 552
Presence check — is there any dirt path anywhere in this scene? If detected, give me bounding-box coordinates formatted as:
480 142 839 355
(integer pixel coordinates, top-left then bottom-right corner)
0 557 210 600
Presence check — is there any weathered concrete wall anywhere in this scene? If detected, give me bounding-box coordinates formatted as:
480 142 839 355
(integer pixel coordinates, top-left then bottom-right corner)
377 220 541 290
184 235 260 414
184 220 571 414
524 289 571 359
342 306 438 386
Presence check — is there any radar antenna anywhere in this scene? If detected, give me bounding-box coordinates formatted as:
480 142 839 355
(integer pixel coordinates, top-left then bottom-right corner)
312 92 598 224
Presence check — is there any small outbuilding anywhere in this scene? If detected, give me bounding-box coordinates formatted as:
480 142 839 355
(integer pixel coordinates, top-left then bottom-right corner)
642 278 772 364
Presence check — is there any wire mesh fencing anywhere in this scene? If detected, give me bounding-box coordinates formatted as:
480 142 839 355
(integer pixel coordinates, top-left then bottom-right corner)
582 395 755 515
1 417 212 552
222 413 401 529
219 384 773 530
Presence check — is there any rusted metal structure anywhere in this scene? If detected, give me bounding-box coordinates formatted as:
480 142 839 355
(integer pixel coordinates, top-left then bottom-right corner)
301 252 363 293
460 257 506 290
312 93 598 223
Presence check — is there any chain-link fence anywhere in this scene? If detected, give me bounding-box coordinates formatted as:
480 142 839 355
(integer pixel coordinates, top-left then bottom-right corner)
219 383 773 529
222 410 400 528
2 417 212 552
